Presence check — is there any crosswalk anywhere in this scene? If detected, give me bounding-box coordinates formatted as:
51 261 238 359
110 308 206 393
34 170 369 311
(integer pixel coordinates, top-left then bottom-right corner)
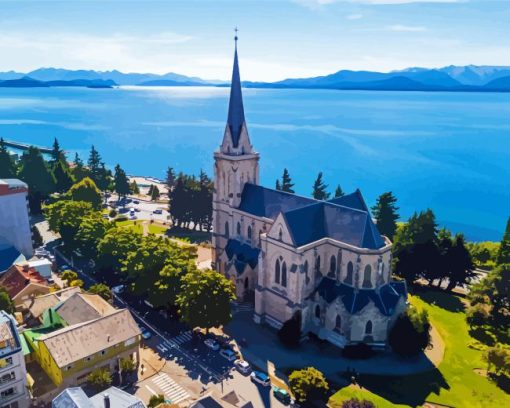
172 330 192 345
150 372 190 404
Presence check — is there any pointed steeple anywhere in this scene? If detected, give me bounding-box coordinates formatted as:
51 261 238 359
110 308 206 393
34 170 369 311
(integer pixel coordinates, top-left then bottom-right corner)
226 33 247 149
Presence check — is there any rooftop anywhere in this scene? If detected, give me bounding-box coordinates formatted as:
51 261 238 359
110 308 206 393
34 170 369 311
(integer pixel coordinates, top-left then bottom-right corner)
0 263 47 298
54 292 116 325
0 310 21 358
25 287 81 320
89 387 146 408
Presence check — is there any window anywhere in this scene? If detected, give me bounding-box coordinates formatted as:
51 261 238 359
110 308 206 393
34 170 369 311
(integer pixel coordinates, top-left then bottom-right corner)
259 230 262 246
244 277 249 290
315 256 321 280
344 262 353 285
237 222 241 236
281 262 287 287
304 260 309 285
65 365 72 371
0 357 13 368
101 350 106 356
335 315 342 332
247 226 252 241
275 259 281 284
365 320 373 335
363 265 372 288
315 305 321 319
279 228 283 241
0 387 15 398
0 372 15 385
225 222 229 238
329 255 336 277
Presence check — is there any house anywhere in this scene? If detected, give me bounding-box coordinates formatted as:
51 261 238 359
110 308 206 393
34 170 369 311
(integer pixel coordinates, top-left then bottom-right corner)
0 263 49 310
52 386 145 408
212 39 407 348
0 310 30 408
24 287 81 324
26 258 53 279
53 292 116 325
0 179 33 258
28 308 140 387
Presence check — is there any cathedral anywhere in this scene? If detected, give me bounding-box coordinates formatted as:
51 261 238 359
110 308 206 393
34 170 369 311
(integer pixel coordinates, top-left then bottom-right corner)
212 40 407 348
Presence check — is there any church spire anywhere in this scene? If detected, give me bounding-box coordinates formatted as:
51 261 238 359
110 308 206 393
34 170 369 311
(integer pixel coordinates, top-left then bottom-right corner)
226 28 246 149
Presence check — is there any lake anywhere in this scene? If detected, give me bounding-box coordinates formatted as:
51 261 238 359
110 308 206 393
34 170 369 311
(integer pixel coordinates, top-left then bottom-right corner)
0 86 509 241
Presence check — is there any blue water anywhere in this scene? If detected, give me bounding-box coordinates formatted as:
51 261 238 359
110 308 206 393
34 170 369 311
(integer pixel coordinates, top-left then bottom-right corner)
0 86 509 241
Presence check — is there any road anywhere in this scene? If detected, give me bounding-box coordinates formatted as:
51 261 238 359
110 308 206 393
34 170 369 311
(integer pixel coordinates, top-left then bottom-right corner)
107 194 169 223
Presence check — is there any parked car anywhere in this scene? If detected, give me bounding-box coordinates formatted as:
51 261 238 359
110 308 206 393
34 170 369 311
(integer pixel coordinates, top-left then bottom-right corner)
204 339 220 351
140 327 152 340
153 209 163 214
273 387 292 404
133 200 140 204
134 208 141 212
250 371 270 387
46 277 55 285
234 359 251 375
219 348 237 361
112 285 125 295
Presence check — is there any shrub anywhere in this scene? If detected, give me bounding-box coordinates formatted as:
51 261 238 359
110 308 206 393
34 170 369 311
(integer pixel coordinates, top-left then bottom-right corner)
148 394 165 408
342 398 376 408
278 313 301 348
389 307 431 357
87 368 112 391
342 343 375 360
289 367 329 405
485 346 510 376
466 302 491 328
109 209 117 218
120 358 137 373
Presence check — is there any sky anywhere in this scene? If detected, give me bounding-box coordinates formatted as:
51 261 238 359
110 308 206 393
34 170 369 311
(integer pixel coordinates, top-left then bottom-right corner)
1 0 510 81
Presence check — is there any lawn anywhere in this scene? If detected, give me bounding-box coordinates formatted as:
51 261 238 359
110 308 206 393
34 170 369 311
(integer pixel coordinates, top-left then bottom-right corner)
329 290 510 407
115 219 143 233
147 223 168 234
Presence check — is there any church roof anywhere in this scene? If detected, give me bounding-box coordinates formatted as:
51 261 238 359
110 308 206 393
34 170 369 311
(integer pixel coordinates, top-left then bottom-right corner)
315 277 407 316
227 43 246 148
238 183 315 219
225 239 260 275
327 189 368 212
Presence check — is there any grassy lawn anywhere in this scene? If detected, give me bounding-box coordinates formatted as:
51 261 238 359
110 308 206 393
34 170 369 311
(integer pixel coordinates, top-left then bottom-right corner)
329 290 510 407
147 223 168 234
114 219 143 233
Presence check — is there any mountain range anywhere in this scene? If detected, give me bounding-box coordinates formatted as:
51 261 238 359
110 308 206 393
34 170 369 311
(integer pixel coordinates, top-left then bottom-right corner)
2 65 510 92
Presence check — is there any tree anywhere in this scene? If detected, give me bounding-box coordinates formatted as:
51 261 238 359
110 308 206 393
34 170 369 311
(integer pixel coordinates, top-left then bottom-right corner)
281 168 295 193
31 225 43 248
176 269 236 331
166 167 176 190
466 302 491 328
388 307 431 357
312 172 330 200
148 395 165 408
496 217 510 266
70 279 84 288
52 159 74 193
87 145 102 183
130 180 140 195
342 399 376 408
445 234 475 291
288 367 329 405
68 177 102 209
278 312 301 348
114 164 130 199
334 185 345 198
372 192 399 240
151 185 160 201
88 283 112 302
275 179 281 191
87 368 112 391
44 200 94 247
18 146 56 212
0 288 15 314
0 138 17 178
75 212 112 260
485 347 510 376
61 270 78 284
97 227 143 274
72 153 89 181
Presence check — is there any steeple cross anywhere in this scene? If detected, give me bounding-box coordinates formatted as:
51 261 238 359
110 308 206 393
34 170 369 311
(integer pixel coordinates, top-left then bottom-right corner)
234 27 239 42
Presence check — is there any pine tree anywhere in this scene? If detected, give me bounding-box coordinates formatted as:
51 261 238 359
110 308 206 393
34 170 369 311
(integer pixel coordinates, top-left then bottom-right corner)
95 163 112 192
446 234 475 291
371 192 399 240
281 168 295 193
275 179 281 191
166 167 176 190
72 153 89 181
496 217 510 266
312 172 330 200
130 180 140 194
87 145 102 184
148 184 154 196
53 159 74 193
334 185 344 198
114 164 130 199
0 138 17 178
151 185 160 201
50 138 67 167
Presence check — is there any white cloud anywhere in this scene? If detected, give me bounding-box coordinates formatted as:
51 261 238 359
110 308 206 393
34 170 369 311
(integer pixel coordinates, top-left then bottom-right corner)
296 0 463 7
346 13 364 19
387 24 427 31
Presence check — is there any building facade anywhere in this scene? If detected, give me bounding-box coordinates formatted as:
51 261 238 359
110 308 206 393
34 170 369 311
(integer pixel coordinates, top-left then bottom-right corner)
0 180 33 259
0 311 30 408
212 41 407 348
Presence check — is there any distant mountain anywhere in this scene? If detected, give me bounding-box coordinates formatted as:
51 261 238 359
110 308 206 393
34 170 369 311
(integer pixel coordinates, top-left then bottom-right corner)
0 77 116 88
484 75 510 90
438 65 510 86
137 79 206 87
0 77 49 87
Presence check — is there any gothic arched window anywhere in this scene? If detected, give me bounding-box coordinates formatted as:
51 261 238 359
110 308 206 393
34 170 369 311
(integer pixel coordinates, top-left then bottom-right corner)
363 265 372 288
275 259 281 284
315 305 321 319
345 261 353 285
315 255 321 280
304 260 310 285
247 226 252 241
237 222 241 237
281 262 287 287
365 320 373 335
225 221 229 238
279 228 283 241
244 277 249 290
335 315 342 332
329 255 336 277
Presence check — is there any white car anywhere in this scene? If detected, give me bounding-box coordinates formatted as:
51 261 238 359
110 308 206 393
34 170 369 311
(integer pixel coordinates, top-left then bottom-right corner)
234 359 251 374
204 339 220 351
219 348 237 361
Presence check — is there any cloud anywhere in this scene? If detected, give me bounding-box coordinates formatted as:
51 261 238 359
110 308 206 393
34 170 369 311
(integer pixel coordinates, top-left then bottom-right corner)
387 24 427 31
346 13 364 20
296 0 463 7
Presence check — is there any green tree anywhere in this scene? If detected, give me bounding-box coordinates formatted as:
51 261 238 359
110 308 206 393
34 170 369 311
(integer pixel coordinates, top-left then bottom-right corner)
130 180 140 194
342 399 376 408
372 192 399 240
68 177 102 209
72 153 89 181
496 217 510 266
75 212 112 260
334 185 345 198
0 138 17 178
176 269 236 332
120 358 137 373
87 145 102 183
485 346 510 376
388 307 431 356
114 164 130 199
280 168 295 193
52 159 74 193
88 283 112 301
50 138 67 166
445 234 475 291
312 172 330 200
166 167 176 189
288 367 329 405
87 368 112 391
0 288 15 314
148 395 165 408
150 184 160 201
70 279 84 288
97 227 143 273
44 200 94 247
18 146 56 212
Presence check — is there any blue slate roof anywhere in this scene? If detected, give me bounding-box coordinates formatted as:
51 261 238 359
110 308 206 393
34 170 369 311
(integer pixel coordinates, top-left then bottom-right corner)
227 45 246 148
315 277 406 316
225 239 260 275
327 189 368 212
238 183 315 219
